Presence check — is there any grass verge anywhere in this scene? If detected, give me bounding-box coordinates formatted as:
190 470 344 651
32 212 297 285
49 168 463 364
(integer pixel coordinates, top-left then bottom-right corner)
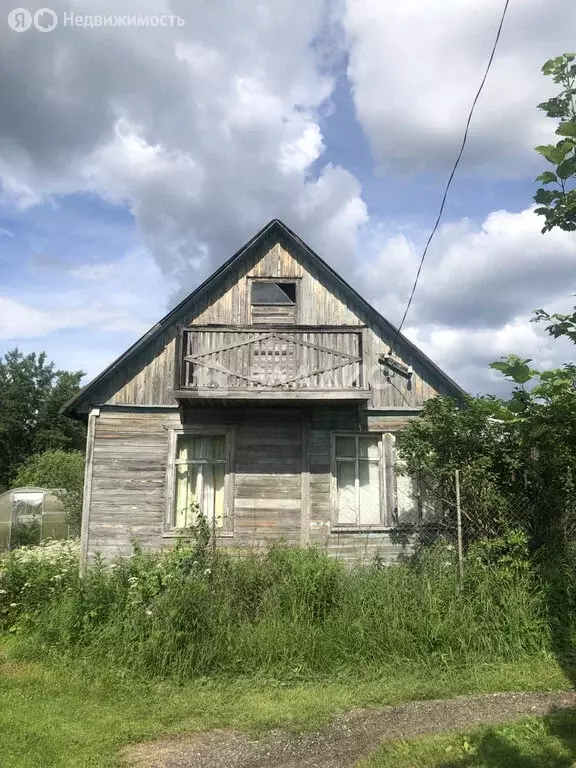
360 711 576 767
0 653 573 768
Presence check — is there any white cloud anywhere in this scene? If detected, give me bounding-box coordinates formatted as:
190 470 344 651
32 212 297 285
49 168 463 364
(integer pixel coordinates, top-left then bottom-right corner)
360 206 576 329
0 296 151 341
358 205 576 394
343 0 576 175
0 298 59 339
0 249 170 341
0 0 366 283
409 317 576 396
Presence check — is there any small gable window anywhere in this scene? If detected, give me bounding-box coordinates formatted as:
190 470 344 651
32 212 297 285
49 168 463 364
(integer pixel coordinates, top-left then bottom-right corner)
251 280 297 324
252 282 296 305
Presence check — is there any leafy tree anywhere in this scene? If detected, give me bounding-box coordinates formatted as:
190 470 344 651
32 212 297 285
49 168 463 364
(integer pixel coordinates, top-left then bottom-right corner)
489 355 576 545
397 352 576 548
0 349 85 492
534 53 576 232
12 450 85 534
396 396 523 540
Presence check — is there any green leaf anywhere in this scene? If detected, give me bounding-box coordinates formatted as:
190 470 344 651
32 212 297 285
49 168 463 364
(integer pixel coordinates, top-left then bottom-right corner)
557 157 576 180
556 122 576 138
535 143 573 164
535 144 558 163
490 356 536 385
534 188 557 204
535 171 558 184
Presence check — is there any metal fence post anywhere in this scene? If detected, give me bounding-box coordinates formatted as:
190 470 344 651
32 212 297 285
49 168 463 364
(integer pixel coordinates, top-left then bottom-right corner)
455 469 464 581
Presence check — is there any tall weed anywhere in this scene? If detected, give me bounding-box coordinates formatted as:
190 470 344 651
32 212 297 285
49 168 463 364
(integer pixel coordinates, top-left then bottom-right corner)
2 540 555 680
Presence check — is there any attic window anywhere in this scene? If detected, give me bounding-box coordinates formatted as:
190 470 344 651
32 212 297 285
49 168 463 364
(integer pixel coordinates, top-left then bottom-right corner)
251 280 297 324
252 282 296 305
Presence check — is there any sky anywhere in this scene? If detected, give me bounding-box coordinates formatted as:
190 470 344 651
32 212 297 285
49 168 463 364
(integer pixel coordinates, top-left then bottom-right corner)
0 0 575 396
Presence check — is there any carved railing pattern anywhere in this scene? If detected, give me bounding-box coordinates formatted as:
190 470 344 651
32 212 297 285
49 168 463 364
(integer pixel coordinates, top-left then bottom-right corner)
178 326 365 393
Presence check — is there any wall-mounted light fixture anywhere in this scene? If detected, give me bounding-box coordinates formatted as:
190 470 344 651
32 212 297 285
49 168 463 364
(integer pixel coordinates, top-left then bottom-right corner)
379 352 413 380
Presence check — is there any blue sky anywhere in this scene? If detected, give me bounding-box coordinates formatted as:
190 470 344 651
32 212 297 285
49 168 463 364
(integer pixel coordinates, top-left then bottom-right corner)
0 0 575 395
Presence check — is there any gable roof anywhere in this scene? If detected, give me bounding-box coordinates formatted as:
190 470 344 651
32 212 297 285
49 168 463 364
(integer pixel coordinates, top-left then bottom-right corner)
63 219 466 416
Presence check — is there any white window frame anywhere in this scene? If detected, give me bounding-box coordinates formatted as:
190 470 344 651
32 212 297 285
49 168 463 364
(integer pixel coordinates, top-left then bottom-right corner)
330 429 416 533
330 432 390 533
164 427 235 538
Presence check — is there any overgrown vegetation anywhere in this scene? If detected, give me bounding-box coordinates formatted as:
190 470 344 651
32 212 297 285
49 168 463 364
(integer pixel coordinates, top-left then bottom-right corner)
0 536 557 682
534 52 576 233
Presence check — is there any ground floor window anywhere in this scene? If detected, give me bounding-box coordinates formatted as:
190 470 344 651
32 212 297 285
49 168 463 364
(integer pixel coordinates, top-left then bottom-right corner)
332 431 422 529
168 432 232 533
334 434 381 526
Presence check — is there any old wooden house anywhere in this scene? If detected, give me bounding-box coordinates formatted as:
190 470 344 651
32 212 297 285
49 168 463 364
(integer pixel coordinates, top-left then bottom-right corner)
64 220 464 568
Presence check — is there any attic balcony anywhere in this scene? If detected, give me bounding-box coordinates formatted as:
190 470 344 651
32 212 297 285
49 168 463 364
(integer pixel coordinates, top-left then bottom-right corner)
173 325 370 402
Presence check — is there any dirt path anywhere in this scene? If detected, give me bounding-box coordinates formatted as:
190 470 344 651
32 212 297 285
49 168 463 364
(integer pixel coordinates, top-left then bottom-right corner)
123 690 576 768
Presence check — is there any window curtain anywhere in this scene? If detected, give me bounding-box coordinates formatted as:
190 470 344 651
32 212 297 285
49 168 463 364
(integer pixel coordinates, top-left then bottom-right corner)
174 436 225 529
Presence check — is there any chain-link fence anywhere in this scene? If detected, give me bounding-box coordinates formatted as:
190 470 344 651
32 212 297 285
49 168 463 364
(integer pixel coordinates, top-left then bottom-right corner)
396 465 576 575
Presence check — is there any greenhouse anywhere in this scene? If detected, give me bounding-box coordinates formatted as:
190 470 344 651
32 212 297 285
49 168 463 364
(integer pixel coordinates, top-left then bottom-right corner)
0 487 68 549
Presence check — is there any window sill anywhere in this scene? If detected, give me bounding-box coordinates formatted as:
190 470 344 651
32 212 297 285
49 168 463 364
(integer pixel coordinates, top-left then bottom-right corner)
162 530 234 539
330 526 394 534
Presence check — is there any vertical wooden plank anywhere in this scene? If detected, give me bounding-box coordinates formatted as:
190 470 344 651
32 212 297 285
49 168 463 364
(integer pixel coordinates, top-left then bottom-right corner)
301 331 306 388
329 430 337 528
383 432 396 526
174 326 183 391
164 428 177 530
80 408 100 574
226 428 236 535
300 411 311 546
378 432 386 527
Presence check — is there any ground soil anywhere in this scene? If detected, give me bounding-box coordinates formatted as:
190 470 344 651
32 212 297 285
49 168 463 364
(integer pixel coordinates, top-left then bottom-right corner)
122 690 576 768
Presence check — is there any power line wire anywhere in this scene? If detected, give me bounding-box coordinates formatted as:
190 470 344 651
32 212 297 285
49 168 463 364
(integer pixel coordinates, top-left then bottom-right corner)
387 0 511 359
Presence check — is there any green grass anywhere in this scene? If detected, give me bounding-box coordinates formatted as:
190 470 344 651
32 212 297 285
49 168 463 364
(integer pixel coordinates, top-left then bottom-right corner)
3 543 576 766
0 654 573 768
360 712 576 767
4 545 556 681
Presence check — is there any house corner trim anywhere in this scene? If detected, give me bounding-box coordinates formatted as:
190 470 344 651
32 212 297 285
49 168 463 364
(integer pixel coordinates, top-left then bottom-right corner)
79 407 100 574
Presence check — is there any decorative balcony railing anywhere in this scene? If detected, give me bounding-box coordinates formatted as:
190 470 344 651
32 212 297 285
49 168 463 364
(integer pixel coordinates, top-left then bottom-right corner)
174 326 369 400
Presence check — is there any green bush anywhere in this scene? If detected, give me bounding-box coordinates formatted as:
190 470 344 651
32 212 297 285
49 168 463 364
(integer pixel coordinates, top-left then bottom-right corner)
0 539 80 629
468 529 532 580
10 519 42 549
2 540 554 681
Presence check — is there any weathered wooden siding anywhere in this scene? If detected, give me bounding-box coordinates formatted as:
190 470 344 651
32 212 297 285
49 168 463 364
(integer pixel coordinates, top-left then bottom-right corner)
87 406 419 565
183 407 303 547
91 236 448 409
87 407 304 561
87 410 178 561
